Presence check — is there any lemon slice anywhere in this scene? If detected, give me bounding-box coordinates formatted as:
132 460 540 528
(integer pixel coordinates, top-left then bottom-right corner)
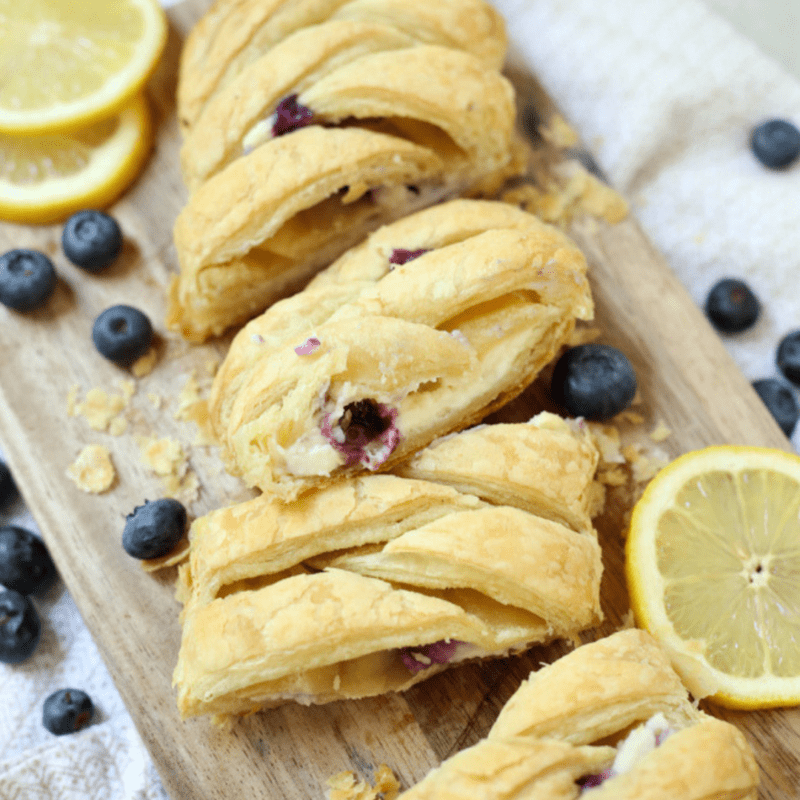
0 93 152 224
0 0 167 134
626 444 800 709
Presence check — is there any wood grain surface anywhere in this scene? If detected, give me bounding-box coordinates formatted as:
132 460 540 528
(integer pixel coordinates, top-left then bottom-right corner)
0 1 798 798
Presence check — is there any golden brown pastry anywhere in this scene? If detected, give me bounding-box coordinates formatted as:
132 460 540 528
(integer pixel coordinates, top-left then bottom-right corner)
398 630 759 800
207 198 587 440
208 203 592 498
173 428 605 720
170 1 525 341
394 412 602 534
177 0 508 132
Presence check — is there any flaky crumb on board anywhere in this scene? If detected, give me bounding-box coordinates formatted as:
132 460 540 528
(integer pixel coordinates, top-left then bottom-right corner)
69 386 128 433
141 537 191 573
538 113 579 148
137 435 200 504
327 764 400 800
66 445 116 493
175 371 217 446
132 348 158 378
502 162 628 229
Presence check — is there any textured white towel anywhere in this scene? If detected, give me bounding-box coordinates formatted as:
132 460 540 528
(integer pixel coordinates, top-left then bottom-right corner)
494 0 800 450
3 1 800 799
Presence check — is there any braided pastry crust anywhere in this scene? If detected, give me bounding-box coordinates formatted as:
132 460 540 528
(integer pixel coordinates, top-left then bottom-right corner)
173 418 603 720
170 1 525 340
399 630 759 800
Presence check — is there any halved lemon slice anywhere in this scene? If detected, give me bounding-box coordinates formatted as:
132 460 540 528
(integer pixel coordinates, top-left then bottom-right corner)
0 0 167 134
0 93 152 224
626 445 800 709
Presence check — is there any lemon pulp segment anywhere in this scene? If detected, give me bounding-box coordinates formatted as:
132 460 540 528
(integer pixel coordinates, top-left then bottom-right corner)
655 466 800 679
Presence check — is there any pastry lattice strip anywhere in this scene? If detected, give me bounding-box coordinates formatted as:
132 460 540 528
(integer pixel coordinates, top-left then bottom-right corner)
173 419 604 720
398 630 759 800
171 1 526 340
208 201 592 498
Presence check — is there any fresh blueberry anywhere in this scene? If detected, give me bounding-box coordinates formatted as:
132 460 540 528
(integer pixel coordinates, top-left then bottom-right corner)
0 525 57 596
750 119 800 169
0 461 16 511
752 378 799 438
777 330 800 386
92 304 153 366
704 278 760 333
61 210 123 272
550 343 638 421
0 589 41 664
42 689 94 735
122 498 187 560
0 249 56 312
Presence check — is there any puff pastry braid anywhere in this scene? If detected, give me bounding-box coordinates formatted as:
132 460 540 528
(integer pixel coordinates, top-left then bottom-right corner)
207 200 592 498
173 417 603 720
170 0 524 341
400 630 759 800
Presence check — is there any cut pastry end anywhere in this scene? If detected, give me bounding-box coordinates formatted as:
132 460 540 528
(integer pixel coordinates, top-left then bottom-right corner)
626 444 800 709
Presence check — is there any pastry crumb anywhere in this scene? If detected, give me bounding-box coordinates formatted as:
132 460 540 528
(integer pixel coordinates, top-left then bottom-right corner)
72 386 128 433
66 384 80 416
141 537 191 573
539 113 579 148
147 392 163 409
137 435 201 503
66 445 116 493
327 764 400 800
502 162 628 229
132 348 158 378
650 420 672 442
175 372 217 445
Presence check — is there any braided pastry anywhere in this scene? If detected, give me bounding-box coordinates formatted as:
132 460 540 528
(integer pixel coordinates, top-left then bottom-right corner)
170 0 524 341
208 200 592 498
400 630 759 800
172 418 603 720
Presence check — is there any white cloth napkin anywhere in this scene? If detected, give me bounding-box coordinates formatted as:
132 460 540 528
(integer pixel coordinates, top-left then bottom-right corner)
3 1 800 798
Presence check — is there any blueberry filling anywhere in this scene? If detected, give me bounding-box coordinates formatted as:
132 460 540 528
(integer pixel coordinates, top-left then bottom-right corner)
320 399 400 469
577 770 612 790
399 639 461 674
272 94 314 137
294 336 321 355
389 248 429 268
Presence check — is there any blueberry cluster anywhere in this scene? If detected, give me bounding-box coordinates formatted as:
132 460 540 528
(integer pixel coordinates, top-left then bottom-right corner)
0 209 155 367
703 278 800 438
0 459 94 735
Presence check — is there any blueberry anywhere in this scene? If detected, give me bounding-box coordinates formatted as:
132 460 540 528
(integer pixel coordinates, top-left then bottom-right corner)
777 330 800 386
704 278 760 333
92 304 153 366
752 378 799 438
750 119 800 169
42 689 94 735
0 461 16 511
0 589 41 664
550 344 638 421
0 525 57 596
0 249 56 312
272 94 314 137
122 498 187 559
61 210 123 272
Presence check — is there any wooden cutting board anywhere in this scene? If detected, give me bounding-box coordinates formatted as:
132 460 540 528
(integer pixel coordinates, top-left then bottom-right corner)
0 1 798 797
